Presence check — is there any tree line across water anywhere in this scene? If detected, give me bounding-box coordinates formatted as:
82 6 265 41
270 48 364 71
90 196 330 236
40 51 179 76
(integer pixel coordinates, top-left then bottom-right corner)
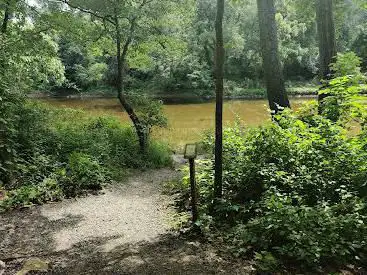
1 0 367 273
2 1 367 95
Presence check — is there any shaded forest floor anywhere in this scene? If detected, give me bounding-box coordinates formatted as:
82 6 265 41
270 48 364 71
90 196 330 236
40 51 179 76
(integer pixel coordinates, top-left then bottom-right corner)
0 168 253 274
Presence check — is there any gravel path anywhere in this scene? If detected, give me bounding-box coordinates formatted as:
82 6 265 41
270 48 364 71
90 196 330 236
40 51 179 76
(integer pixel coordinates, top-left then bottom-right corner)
40 169 176 253
0 168 252 274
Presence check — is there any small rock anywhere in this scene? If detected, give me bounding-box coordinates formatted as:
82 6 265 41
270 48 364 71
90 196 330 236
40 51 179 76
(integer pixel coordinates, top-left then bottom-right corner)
0 260 6 275
180 255 197 263
187 241 200 248
172 154 187 165
0 190 6 201
16 258 49 275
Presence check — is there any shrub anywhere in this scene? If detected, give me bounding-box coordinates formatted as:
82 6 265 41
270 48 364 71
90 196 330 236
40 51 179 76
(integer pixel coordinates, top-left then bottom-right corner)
230 189 367 269
46 109 171 169
1 101 171 211
331 52 363 77
180 110 367 270
320 52 367 124
0 177 63 211
146 141 172 168
58 152 108 197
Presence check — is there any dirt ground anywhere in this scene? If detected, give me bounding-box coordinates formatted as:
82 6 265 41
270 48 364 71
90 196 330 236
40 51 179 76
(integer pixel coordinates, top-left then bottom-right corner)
0 168 253 275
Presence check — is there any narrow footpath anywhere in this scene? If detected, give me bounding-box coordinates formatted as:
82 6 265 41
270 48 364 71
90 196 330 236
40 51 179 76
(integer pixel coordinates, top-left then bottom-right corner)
0 168 252 274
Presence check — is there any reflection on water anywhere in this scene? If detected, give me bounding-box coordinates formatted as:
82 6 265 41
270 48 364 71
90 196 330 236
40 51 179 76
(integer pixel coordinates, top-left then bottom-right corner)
39 97 312 147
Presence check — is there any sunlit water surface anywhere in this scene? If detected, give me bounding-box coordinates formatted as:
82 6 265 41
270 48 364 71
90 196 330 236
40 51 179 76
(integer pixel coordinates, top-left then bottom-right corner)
39 98 312 148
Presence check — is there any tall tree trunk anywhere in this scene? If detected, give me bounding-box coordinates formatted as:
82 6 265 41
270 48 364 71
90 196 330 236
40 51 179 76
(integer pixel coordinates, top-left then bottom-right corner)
316 0 336 103
214 0 225 199
1 0 11 34
257 0 290 114
115 17 147 152
1 0 12 185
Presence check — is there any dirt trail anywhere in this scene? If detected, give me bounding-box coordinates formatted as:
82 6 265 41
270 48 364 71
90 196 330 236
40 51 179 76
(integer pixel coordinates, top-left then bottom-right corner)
0 168 252 274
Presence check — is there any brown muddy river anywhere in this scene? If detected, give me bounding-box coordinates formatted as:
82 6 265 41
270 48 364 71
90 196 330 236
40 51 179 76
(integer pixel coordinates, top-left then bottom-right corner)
40 97 312 148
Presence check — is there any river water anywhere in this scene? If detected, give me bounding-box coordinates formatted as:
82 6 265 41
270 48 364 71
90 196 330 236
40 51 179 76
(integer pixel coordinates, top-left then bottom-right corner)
40 97 312 147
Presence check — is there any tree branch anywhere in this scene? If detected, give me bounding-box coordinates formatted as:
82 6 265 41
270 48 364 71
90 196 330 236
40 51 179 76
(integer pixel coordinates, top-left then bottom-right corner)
56 0 115 25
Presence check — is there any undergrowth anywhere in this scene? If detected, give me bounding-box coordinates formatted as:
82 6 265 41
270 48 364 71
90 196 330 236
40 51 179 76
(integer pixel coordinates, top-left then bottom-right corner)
171 52 367 272
0 102 171 211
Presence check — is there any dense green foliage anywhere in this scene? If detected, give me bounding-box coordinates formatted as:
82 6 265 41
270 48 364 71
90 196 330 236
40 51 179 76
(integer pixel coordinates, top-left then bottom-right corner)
177 112 367 271
0 0 171 211
0 26 170 210
171 56 367 271
3 0 363 97
1 0 367 272
0 101 171 211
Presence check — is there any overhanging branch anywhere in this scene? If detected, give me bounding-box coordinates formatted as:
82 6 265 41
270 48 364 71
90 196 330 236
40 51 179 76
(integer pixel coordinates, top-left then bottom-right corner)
55 0 115 25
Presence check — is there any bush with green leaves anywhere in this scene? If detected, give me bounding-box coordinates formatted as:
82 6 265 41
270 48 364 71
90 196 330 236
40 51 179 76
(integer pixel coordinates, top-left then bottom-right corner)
0 177 63 211
1 20 171 212
229 187 367 269
331 52 364 77
182 112 367 270
46 107 170 169
57 152 107 197
175 54 367 271
319 52 367 124
0 151 109 211
1 30 65 187
192 112 367 207
0 101 171 211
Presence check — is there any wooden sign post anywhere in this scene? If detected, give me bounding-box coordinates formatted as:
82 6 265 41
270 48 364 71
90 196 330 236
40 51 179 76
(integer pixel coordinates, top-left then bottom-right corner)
184 144 198 223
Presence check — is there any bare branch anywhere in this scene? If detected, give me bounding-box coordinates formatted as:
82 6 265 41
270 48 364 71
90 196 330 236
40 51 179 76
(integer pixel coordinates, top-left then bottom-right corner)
55 0 115 25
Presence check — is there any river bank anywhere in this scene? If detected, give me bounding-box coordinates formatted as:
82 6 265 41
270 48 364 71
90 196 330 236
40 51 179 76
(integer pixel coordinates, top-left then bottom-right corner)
29 86 319 104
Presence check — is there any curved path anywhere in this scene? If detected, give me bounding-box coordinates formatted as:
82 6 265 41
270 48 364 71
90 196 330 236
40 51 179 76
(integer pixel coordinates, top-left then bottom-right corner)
0 168 252 274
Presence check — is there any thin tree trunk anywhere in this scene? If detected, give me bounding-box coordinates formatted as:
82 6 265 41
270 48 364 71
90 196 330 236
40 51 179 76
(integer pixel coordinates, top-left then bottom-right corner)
214 0 225 199
204 44 213 68
257 0 290 114
1 0 11 34
115 16 147 152
0 132 12 186
316 0 336 103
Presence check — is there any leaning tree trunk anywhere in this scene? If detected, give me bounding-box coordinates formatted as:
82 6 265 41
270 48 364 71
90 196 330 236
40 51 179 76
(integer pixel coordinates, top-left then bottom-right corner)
257 0 290 114
115 18 147 152
316 0 336 103
214 0 225 199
